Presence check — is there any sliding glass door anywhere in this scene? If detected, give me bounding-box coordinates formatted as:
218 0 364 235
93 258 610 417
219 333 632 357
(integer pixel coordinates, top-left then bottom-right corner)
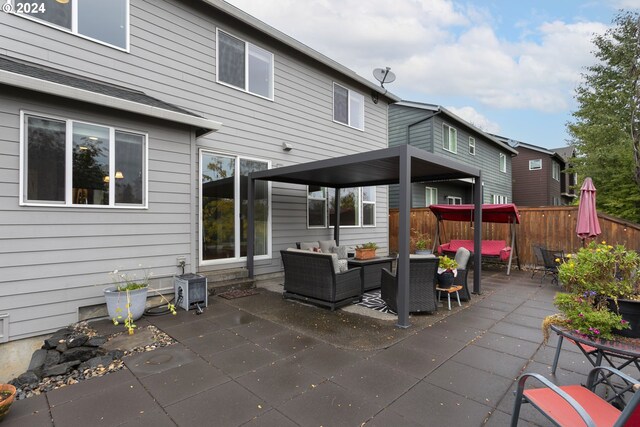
200 151 270 263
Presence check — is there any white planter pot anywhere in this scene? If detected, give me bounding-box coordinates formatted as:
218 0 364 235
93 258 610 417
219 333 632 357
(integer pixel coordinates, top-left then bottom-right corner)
104 286 148 322
415 249 433 255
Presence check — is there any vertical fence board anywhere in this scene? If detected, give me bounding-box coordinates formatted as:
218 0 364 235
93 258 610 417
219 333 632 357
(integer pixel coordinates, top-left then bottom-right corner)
389 206 640 267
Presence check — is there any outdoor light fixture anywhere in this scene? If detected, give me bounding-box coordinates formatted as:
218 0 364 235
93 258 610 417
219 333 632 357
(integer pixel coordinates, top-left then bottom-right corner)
56 0 70 4
115 171 124 179
282 142 293 152
103 176 110 183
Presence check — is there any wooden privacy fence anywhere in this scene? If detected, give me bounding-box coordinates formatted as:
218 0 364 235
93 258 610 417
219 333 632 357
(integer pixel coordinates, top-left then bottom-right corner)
389 206 640 268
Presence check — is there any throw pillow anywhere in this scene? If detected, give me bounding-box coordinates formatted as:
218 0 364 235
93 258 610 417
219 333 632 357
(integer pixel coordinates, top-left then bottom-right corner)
329 253 341 274
300 241 319 251
331 245 348 260
319 239 337 253
337 259 349 273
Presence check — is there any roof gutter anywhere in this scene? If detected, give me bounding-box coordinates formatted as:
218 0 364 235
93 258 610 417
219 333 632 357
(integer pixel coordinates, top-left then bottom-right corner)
0 69 223 137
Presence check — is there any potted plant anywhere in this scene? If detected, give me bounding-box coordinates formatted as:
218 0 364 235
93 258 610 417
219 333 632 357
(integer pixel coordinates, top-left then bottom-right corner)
355 242 378 260
437 255 458 288
411 229 432 255
0 384 16 421
543 241 640 340
105 266 177 335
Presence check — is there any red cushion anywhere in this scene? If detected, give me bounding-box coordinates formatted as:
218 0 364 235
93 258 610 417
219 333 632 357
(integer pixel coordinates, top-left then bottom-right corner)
438 240 510 259
524 385 620 427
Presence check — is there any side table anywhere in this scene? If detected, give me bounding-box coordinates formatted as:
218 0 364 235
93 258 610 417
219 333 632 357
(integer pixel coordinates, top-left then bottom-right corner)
347 256 394 294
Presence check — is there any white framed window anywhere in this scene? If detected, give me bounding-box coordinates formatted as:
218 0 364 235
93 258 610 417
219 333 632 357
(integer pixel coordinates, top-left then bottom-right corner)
499 153 507 173
443 124 457 153
552 161 560 181
425 187 438 206
362 186 376 227
200 151 271 264
13 0 129 50
446 196 462 205
491 194 508 204
216 29 274 100
333 83 364 130
529 159 542 170
20 112 147 208
468 137 476 155
307 186 375 228
307 186 327 228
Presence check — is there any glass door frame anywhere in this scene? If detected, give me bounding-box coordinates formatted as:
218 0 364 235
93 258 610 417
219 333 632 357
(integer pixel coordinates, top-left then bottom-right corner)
198 149 272 266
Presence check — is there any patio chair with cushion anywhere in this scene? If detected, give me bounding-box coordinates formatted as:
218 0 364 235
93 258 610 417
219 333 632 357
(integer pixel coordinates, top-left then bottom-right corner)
453 247 471 301
511 366 640 426
539 247 563 285
380 256 439 313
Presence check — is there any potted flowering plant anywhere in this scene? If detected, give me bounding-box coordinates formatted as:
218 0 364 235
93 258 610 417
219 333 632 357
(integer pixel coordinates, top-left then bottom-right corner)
105 265 176 335
543 241 640 340
355 242 378 260
437 255 458 288
411 229 432 255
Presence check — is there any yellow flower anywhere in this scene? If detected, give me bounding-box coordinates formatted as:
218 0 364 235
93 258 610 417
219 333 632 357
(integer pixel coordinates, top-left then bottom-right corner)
566 253 572 258
555 258 560 263
602 240 606 244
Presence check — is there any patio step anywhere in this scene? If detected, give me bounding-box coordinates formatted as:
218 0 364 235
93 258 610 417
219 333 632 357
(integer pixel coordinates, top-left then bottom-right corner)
199 268 255 296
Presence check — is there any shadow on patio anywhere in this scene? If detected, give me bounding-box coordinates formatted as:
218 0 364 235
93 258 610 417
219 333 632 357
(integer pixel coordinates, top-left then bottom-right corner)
4 270 593 427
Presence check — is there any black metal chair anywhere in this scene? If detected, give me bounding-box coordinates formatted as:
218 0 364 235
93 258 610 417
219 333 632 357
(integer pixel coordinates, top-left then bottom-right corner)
531 245 545 279
381 257 439 313
539 247 563 285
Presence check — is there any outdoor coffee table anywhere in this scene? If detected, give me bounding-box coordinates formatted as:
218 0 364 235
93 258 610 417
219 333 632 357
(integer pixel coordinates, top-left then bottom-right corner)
347 256 394 294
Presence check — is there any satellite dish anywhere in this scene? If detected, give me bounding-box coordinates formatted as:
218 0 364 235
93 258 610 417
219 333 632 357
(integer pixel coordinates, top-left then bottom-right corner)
373 67 396 88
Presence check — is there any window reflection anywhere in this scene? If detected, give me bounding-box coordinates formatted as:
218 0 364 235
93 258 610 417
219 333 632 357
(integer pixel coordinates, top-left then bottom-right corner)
72 123 109 205
26 116 66 202
115 131 144 204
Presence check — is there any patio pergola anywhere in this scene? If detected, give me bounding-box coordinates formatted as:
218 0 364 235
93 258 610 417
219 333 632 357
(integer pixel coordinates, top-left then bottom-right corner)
247 144 483 328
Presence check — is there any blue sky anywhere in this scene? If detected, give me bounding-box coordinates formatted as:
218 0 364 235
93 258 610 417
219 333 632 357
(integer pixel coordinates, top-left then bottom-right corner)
227 0 640 148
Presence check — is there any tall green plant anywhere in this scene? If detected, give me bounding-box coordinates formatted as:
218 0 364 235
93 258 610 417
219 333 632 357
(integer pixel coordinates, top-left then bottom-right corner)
568 11 640 222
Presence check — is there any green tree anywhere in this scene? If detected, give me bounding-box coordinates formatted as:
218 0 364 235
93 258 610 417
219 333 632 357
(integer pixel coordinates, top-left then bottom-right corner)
568 11 640 222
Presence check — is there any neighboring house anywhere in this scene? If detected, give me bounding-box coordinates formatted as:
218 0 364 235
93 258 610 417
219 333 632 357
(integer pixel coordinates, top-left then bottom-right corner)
495 136 577 206
388 101 517 207
0 0 398 343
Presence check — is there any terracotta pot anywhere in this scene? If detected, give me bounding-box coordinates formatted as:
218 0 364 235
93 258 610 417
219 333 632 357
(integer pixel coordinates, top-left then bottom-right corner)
355 248 376 260
0 383 17 421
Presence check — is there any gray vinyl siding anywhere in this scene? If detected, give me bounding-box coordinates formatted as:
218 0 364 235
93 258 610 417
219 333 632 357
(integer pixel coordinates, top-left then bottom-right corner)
0 0 391 339
388 105 512 208
0 88 193 341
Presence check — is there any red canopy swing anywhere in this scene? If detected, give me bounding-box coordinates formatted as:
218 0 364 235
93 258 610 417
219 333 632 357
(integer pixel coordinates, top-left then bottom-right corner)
429 204 521 275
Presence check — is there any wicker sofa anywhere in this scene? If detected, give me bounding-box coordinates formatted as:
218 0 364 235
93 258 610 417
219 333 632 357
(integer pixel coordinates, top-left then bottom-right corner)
280 249 362 310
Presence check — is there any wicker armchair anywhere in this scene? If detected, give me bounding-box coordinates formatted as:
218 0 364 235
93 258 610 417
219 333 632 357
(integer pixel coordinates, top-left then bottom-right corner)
381 257 439 313
280 249 362 310
453 247 471 301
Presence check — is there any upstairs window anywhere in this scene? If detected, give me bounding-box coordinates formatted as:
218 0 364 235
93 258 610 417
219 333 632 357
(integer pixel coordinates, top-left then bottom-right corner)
21 113 146 207
217 30 274 100
552 161 561 181
14 0 129 50
529 159 542 170
333 83 364 130
443 124 457 153
499 153 507 173
468 137 476 155
492 194 508 204
425 187 438 206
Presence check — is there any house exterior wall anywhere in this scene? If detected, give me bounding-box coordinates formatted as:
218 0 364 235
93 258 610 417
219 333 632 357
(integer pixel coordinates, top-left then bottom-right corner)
388 104 512 207
512 146 563 206
0 0 391 341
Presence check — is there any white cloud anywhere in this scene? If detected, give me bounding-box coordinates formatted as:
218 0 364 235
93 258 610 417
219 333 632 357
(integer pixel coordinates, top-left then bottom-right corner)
611 0 640 9
226 0 608 113
445 106 501 133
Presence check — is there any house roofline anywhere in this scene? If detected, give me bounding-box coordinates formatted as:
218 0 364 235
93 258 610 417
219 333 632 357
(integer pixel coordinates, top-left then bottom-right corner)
396 101 518 155
0 69 223 137
200 0 401 104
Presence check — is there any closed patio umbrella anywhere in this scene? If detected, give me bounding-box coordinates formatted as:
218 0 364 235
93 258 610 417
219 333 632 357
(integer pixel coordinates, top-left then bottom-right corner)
576 177 601 241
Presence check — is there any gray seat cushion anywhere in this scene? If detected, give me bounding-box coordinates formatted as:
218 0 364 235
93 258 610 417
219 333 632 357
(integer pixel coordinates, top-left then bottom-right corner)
319 239 337 253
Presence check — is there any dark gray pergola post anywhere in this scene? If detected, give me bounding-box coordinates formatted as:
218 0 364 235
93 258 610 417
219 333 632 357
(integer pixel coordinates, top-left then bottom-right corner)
333 188 340 244
247 177 255 278
473 173 482 294
397 149 411 328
